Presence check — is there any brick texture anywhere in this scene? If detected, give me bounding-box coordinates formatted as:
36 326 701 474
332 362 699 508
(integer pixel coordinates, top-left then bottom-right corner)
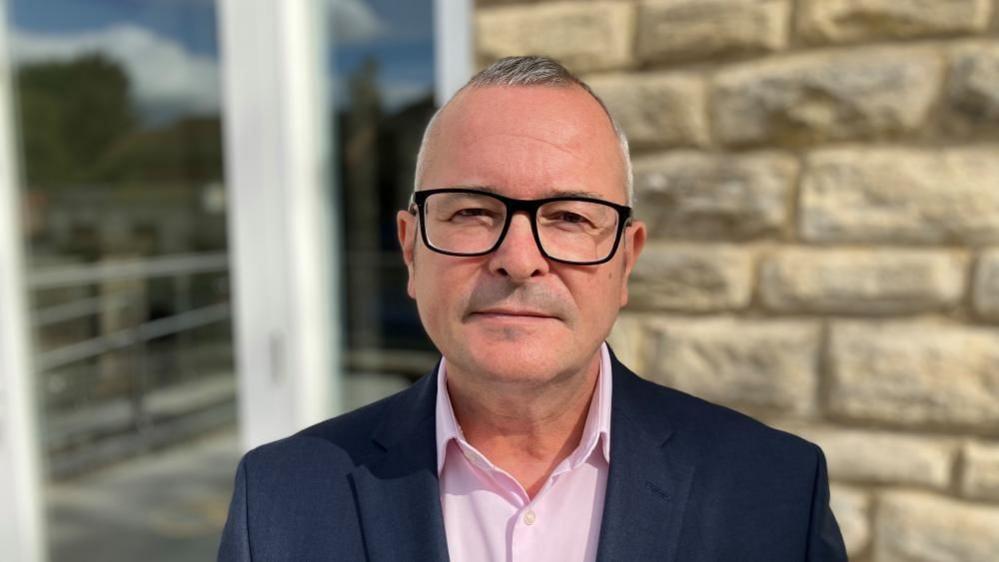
476 2 636 73
647 318 820 415
800 147 999 245
587 72 708 148
759 248 967 315
795 427 955 488
712 47 942 146
974 249 999 321
628 243 753 312
829 321 999 429
798 0 993 44
875 492 999 562
633 151 797 240
830 484 871 559
636 0 790 64
961 441 999 502
946 42 999 137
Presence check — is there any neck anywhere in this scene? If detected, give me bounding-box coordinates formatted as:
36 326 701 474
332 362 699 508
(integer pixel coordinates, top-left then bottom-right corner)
445 351 601 497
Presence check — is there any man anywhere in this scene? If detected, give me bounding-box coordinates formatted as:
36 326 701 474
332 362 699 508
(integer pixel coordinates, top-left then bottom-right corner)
219 56 847 561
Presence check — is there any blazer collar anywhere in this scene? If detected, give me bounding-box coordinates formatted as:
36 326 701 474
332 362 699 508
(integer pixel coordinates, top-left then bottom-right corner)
349 351 696 562
349 366 450 562
596 351 696 562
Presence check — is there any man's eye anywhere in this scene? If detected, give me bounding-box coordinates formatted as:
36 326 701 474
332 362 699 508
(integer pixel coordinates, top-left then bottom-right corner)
450 208 498 220
556 212 587 224
548 211 594 227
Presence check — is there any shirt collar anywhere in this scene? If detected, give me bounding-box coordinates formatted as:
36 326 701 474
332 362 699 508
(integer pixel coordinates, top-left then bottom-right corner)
434 343 613 475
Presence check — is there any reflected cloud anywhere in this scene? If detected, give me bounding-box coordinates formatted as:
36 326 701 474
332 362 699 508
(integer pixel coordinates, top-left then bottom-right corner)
330 0 387 44
11 24 219 123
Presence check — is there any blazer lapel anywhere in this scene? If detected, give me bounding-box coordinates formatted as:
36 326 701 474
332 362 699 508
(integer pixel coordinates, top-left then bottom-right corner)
349 371 449 562
596 358 696 562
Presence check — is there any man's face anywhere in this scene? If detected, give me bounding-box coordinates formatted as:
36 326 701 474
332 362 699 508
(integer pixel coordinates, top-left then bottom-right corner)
397 85 646 385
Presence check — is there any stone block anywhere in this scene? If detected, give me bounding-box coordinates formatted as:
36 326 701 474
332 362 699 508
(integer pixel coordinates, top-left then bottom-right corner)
796 427 954 488
974 249 999 321
587 72 708 148
712 47 942 146
875 491 999 562
628 243 753 312
476 2 635 73
961 441 999 501
798 0 993 44
830 484 871 559
759 248 967 315
800 147 999 245
947 42 999 136
829 321 999 429
647 317 820 415
633 151 797 240
636 0 790 64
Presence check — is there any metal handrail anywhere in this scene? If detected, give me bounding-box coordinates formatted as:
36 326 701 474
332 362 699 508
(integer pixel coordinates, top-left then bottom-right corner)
28 252 229 290
32 294 131 327
35 302 231 372
29 252 233 369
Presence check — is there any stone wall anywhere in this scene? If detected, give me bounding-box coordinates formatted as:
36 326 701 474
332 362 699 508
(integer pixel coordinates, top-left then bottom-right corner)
475 1 999 559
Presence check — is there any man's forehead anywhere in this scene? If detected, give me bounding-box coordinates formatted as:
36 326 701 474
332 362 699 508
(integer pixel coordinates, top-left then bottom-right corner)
417 84 629 204
433 85 616 149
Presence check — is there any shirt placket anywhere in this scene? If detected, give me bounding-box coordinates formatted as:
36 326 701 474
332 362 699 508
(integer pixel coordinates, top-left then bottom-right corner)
511 499 542 562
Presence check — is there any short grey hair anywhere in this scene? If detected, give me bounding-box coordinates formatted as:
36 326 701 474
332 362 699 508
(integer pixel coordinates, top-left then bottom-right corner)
413 56 634 205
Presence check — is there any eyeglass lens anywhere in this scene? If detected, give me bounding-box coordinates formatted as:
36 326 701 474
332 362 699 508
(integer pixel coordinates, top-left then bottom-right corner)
422 192 621 263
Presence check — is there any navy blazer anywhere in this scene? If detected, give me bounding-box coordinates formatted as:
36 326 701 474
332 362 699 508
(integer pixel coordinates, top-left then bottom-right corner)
219 352 847 561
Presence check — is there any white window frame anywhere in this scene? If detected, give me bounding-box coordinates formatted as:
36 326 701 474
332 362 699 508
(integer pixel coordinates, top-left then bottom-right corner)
218 0 471 451
435 0 474 106
0 0 46 559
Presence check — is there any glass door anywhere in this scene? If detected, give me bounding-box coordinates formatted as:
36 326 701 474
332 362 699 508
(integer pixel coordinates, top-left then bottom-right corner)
4 0 238 559
332 0 470 408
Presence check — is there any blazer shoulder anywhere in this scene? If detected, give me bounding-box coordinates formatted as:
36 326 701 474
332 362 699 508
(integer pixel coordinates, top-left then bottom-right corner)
243 373 434 473
622 369 820 462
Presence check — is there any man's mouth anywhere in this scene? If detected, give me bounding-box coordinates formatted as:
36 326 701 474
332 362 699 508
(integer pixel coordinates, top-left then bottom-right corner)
471 308 559 320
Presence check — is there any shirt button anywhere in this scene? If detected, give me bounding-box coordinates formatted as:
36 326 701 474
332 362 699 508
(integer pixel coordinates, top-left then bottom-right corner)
523 510 536 526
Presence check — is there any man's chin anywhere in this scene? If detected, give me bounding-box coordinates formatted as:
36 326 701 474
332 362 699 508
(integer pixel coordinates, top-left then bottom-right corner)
447 336 578 384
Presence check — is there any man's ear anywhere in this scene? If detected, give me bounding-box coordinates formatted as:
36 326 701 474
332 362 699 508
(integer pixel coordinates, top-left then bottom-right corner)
619 219 647 307
397 210 418 299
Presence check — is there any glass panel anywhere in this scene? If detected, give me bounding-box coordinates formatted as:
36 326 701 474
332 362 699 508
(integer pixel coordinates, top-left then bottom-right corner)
6 0 237 560
331 0 438 407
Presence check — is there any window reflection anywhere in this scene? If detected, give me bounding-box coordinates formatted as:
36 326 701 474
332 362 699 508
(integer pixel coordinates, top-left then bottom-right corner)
8 0 235 560
332 0 439 401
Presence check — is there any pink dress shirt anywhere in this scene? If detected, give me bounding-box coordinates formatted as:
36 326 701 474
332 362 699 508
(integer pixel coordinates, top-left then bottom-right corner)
435 344 613 562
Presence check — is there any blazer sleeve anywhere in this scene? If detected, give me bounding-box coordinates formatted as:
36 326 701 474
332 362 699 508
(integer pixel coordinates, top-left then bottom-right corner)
218 456 252 562
806 444 849 561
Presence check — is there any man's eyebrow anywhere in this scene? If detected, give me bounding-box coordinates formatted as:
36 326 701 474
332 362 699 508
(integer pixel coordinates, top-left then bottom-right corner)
447 186 608 200
545 189 606 199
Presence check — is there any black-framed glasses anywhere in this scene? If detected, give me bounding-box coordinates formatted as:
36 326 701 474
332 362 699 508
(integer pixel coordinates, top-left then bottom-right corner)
409 188 632 265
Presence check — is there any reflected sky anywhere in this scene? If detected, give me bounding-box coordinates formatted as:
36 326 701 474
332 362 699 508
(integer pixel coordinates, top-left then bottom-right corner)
11 0 219 55
8 0 435 119
332 0 435 112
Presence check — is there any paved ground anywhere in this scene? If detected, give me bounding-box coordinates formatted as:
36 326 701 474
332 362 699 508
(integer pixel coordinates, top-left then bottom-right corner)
42 373 411 561
46 428 240 562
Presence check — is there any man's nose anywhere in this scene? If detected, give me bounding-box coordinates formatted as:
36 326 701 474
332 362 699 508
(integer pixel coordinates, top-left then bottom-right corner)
487 212 550 281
